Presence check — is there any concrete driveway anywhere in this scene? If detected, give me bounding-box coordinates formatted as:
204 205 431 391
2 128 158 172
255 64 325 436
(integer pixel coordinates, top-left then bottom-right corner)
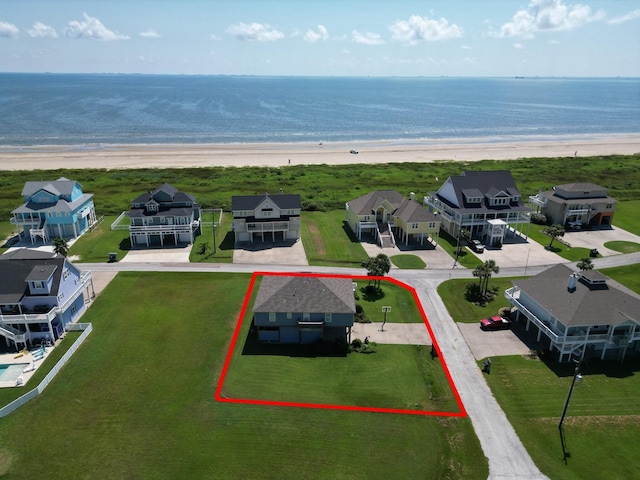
458 322 535 361
233 239 309 266
561 225 640 256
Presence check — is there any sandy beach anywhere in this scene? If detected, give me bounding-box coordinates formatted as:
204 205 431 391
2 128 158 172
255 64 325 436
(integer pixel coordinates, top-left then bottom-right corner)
0 134 638 170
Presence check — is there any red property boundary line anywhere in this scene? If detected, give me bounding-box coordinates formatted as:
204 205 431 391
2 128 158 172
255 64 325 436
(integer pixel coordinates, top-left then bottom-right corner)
215 271 467 418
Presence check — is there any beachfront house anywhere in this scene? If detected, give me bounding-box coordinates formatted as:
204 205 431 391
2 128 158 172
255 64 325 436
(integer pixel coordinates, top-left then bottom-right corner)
528 182 617 229
232 193 301 243
252 275 355 344
129 184 201 247
504 264 640 363
11 177 97 244
424 170 532 247
0 248 94 350
345 190 440 248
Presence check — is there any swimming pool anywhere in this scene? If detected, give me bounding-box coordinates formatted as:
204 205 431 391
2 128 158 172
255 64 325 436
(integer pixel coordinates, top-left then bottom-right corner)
0 364 29 384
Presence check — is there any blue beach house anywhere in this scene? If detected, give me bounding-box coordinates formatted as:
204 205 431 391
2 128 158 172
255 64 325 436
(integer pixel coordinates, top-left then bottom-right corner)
253 275 355 345
0 249 94 350
11 177 97 244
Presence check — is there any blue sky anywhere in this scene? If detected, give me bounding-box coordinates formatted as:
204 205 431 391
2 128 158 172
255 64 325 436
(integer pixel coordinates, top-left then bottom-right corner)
1 0 639 76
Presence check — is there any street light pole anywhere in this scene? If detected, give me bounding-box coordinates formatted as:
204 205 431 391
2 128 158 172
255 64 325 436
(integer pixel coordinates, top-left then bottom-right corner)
558 359 582 462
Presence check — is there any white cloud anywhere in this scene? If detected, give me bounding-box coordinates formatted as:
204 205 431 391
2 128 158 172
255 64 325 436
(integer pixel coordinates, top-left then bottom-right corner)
226 22 284 42
608 9 640 25
351 30 384 45
303 25 328 43
389 15 463 44
492 0 604 39
64 13 130 40
139 29 160 38
514 43 524 49
0 21 19 38
461 45 472 49
28 22 58 38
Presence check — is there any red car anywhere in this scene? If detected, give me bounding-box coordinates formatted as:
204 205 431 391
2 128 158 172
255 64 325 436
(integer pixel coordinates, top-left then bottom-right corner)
480 315 512 331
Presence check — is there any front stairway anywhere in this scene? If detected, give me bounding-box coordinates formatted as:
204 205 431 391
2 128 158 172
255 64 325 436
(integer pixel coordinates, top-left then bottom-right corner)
377 222 395 248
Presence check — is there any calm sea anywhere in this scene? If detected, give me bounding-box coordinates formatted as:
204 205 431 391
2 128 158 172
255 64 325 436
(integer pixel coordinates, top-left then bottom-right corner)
0 74 638 146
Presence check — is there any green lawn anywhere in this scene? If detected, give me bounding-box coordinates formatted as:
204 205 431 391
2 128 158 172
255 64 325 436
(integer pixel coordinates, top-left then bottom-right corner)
391 254 426 269
0 272 487 479
300 210 368 267
437 277 518 323
604 240 640 254
613 200 640 235
354 279 425 324
483 355 640 480
526 223 596 262
190 211 234 263
68 215 130 263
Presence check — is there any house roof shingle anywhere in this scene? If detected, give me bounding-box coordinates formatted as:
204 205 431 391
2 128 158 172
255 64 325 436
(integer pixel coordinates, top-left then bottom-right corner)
231 193 301 211
253 276 356 314
347 190 438 223
512 264 640 327
0 249 65 304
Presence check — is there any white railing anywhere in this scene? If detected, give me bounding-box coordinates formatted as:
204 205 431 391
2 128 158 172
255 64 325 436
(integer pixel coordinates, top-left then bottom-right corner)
246 221 289 232
504 288 560 343
528 194 547 207
0 323 92 418
110 211 129 231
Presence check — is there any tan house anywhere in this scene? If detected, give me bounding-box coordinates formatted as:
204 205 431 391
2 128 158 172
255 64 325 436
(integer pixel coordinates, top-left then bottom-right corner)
345 190 440 248
529 182 616 228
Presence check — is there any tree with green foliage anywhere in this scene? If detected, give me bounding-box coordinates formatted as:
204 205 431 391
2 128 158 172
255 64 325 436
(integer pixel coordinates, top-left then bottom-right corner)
543 224 565 249
53 237 69 257
364 253 392 288
473 259 500 299
577 258 594 271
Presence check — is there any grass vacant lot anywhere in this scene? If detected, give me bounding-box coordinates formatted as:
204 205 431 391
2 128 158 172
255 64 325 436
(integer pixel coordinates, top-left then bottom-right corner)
300 210 367 266
0 272 487 479
612 199 640 235
438 263 640 479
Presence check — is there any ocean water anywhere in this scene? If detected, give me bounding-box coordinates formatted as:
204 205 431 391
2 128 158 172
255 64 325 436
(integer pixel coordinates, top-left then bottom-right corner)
0 74 638 146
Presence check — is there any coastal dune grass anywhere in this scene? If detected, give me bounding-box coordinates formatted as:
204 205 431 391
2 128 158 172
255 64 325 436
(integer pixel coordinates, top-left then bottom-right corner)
0 272 486 479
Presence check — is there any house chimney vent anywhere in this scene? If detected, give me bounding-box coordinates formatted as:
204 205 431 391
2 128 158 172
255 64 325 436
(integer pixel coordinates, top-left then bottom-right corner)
567 273 578 292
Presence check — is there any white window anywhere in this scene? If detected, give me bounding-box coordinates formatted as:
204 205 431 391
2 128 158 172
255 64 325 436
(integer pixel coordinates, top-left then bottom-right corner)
325 313 332 323
32 281 44 289
286 312 292 319
58 292 64 301
63 268 70 280
429 222 436 228
268 312 276 322
411 223 419 229
303 313 310 321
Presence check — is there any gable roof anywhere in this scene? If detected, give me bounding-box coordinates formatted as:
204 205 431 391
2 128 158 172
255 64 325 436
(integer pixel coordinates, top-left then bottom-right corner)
435 170 531 212
512 264 640 327
232 193 301 211
253 276 356 314
130 184 197 207
347 190 438 223
21 177 79 197
0 249 65 304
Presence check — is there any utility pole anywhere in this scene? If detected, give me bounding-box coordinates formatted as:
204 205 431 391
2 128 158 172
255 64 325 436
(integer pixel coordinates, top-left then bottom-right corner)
212 210 217 254
558 358 582 462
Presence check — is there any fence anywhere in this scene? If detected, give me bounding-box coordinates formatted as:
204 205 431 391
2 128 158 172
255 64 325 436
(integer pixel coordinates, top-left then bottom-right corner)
0 323 93 418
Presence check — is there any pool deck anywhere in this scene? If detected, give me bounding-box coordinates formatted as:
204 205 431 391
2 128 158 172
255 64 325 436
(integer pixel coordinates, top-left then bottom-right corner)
0 343 57 388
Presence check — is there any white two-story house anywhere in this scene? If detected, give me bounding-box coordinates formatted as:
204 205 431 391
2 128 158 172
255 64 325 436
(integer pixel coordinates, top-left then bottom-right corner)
232 193 301 243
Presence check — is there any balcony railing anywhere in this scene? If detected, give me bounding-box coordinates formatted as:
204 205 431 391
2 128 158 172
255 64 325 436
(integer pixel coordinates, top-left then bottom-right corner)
528 194 547 207
246 222 290 232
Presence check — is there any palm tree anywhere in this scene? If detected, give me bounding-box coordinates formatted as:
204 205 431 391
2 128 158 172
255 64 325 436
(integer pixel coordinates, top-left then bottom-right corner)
473 260 500 299
577 258 594 271
543 224 565 249
53 237 69 257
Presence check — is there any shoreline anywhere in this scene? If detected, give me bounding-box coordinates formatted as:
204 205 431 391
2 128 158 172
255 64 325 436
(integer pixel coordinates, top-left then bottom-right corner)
0 133 638 171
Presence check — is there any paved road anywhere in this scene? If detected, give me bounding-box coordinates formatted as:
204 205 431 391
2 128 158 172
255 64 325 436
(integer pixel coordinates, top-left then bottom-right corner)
81 251 640 480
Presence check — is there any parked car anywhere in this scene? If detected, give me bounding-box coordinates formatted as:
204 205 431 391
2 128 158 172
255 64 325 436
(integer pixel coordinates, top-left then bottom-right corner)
469 239 485 253
350 149 359 154
480 315 512 330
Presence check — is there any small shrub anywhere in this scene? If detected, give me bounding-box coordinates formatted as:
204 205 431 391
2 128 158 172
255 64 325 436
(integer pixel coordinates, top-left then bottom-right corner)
531 212 547 225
